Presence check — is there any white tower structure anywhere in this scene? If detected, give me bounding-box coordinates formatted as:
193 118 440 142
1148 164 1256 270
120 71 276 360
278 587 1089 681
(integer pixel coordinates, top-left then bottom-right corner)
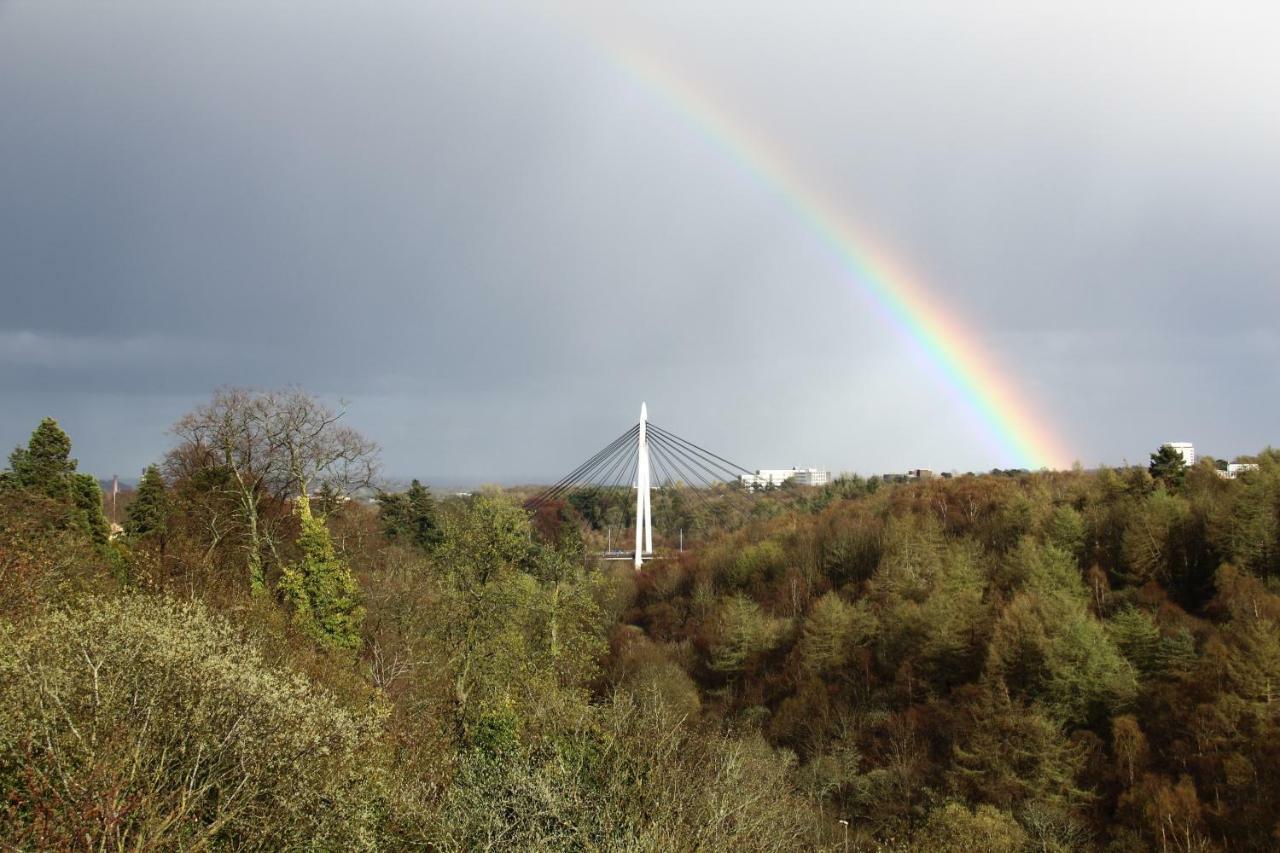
1165 442 1195 467
634 402 653 569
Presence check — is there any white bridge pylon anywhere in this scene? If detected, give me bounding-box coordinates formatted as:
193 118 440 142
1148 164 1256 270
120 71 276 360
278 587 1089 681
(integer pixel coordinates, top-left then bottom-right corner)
634 402 654 569
525 401 754 571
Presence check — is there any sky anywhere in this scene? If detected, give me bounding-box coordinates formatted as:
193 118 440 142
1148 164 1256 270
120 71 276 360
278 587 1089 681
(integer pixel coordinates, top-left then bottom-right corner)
2 0 1278 485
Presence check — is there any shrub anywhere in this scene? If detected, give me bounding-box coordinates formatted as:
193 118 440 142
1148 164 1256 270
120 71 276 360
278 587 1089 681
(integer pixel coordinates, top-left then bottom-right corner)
0 595 387 849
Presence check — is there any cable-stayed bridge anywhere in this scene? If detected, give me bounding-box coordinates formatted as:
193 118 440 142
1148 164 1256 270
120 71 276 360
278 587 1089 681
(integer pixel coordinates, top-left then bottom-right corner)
526 403 753 569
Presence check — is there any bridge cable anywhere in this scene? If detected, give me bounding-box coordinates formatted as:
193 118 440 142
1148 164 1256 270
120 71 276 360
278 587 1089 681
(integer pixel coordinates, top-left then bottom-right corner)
647 431 759 522
527 424 638 509
647 437 720 522
531 423 636 505
532 423 637 503
538 434 636 507
647 430 735 491
647 423 753 478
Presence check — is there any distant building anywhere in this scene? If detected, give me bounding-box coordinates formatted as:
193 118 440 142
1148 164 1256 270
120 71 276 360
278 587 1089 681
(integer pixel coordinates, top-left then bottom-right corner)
740 467 830 490
1218 462 1259 480
792 468 830 487
1164 442 1195 467
908 469 935 480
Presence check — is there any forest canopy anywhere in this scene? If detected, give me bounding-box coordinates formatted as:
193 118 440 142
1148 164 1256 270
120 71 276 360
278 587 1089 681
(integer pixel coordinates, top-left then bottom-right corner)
2 394 1279 850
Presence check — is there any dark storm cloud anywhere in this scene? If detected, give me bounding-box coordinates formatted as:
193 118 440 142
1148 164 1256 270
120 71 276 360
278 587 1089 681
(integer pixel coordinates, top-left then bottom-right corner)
2 0 1278 481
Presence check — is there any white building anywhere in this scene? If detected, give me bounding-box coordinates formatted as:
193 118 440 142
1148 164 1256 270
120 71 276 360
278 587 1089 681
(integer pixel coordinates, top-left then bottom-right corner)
792 468 830 486
740 467 830 490
1219 462 1259 480
1164 442 1195 467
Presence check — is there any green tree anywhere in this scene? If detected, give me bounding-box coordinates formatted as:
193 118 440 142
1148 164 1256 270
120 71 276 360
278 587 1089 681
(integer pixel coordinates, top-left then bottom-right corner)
707 595 786 675
72 473 110 545
919 802 1028 853
1044 504 1086 561
4 417 75 501
1148 444 1187 489
3 418 108 544
125 465 169 547
796 592 875 676
378 479 441 551
949 688 1090 811
986 541 1137 725
435 495 536 590
423 496 604 733
279 496 365 651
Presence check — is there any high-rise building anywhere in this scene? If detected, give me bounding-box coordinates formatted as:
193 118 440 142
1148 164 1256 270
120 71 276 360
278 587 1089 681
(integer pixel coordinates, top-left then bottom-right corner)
1165 442 1195 467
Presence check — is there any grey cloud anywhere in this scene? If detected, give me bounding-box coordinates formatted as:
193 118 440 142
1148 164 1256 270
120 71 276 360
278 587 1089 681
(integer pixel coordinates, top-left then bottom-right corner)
2 0 1278 482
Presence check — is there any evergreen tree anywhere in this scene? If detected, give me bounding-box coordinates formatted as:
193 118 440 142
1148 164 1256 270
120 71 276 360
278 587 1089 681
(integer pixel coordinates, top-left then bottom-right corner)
2 418 108 542
375 489 409 540
1148 444 1187 489
378 479 441 552
6 417 76 501
73 474 110 545
404 479 441 551
280 496 364 651
125 464 169 539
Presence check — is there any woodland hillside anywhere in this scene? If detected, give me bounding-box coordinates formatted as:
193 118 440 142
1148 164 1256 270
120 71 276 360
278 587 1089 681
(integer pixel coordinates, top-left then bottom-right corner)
3 390 1279 851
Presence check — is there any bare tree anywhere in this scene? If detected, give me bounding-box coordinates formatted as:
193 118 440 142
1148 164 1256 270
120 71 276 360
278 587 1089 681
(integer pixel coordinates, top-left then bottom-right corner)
167 387 379 595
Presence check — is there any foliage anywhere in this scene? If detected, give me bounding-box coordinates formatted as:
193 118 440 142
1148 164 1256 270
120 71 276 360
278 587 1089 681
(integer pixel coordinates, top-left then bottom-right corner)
124 464 168 539
8 402 1280 848
2 418 108 544
918 801 1028 852
377 478 442 551
4 417 75 501
0 596 386 849
166 387 378 595
1149 444 1188 489
279 496 365 651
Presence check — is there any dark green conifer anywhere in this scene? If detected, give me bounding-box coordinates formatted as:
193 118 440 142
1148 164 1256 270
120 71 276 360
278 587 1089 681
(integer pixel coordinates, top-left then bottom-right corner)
378 479 441 552
1148 444 1187 489
73 474 110 545
6 417 76 501
3 418 108 542
125 464 169 539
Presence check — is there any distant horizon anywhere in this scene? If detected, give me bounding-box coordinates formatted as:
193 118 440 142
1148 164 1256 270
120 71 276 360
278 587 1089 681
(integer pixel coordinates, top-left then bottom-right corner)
83 447 1270 494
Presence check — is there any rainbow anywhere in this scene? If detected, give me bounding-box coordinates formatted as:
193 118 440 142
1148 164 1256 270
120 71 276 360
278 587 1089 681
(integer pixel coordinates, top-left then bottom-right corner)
561 20 1070 470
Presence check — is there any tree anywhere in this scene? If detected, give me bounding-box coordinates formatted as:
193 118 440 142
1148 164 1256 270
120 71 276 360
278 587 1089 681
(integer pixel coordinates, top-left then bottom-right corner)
919 802 1028 853
1045 504 1086 562
707 595 785 675
168 387 378 595
279 496 365 651
1112 715 1149 788
796 592 875 676
1149 445 1187 489
2 418 108 543
125 464 169 540
72 474 110 545
378 479 441 552
420 496 604 732
4 417 75 501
